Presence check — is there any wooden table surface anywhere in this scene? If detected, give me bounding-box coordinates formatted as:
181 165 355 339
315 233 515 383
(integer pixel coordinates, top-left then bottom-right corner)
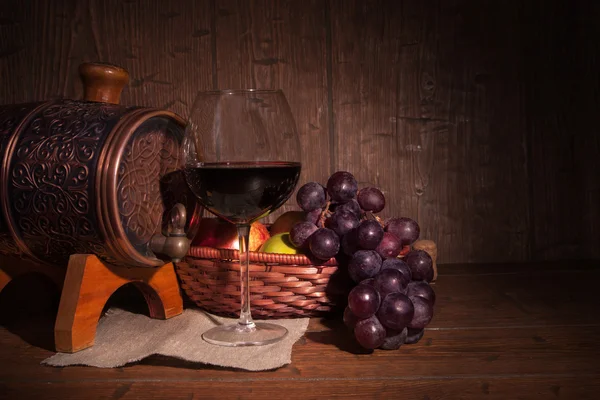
0 261 599 399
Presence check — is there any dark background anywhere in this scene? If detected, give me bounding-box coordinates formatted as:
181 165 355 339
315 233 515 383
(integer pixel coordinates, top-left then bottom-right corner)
0 0 598 264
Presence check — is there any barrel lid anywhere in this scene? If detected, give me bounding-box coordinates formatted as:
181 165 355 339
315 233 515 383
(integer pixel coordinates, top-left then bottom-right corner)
97 109 200 267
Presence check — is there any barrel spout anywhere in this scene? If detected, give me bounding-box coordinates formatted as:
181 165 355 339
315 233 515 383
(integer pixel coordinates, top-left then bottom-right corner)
150 204 190 263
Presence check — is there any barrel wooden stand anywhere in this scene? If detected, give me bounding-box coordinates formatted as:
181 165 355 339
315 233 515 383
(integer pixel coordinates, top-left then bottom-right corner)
54 254 183 353
0 254 183 353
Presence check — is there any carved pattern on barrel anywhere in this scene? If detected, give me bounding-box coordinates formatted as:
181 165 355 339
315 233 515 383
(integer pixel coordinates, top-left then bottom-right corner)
7 100 129 265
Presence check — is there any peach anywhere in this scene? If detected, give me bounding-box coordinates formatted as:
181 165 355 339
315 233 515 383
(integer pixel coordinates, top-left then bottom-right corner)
270 210 306 235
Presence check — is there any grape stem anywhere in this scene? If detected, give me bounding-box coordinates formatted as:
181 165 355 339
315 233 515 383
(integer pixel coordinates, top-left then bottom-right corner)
364 211 384 227
319 201 331 228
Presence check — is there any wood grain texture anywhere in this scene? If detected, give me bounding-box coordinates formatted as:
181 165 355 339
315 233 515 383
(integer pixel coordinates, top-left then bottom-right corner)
0 0 597 264
1 377 599 400
575 1 600 261
0 262 598 380
0 0 214 111
521 0 600 261
0 262 599 399
329 0 530 263
415 0 530 263
84 0 214 118
5 324 600 381
214 0 330 221
0 0 78 103
330 0 418 219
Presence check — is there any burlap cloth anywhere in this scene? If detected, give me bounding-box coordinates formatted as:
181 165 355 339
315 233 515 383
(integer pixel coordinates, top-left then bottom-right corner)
42 308 309 371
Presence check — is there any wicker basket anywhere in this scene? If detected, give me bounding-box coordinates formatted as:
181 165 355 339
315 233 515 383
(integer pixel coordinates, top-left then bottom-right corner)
176 246 351 319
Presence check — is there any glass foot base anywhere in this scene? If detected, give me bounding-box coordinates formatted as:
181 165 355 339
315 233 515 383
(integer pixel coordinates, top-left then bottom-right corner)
202 322 288 347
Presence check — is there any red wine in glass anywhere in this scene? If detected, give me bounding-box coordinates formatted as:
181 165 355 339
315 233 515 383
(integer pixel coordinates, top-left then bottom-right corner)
183 161 301 225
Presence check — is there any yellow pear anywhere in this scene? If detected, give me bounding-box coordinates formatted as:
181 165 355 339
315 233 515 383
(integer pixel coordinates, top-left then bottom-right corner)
259 233 299 254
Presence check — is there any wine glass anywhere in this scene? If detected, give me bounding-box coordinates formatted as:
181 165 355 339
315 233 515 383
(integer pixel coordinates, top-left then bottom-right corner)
182 89 302 346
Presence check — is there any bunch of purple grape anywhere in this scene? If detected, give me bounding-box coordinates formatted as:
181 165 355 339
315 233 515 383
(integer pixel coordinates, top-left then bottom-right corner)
290 171 436 351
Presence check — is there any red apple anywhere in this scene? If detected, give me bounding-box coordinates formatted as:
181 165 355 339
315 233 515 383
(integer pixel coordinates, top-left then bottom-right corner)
192 218 270 252
190 218 227 248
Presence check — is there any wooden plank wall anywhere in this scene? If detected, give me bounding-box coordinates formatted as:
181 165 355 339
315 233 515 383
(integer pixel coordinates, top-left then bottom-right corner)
0 0 597 264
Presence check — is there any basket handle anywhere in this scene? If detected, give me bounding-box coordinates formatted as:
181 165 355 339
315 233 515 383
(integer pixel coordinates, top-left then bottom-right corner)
79 62 129 105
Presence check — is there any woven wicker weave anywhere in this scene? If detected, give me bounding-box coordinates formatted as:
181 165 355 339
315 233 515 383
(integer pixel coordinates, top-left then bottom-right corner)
176 246 348 319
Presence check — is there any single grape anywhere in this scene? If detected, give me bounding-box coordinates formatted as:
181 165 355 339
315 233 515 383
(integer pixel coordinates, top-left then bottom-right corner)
354 315 386 350
404 328 424 344
348 250 382 283
376 292 414 331
360 277 375 287
348 284 381 319
385 217 420 246
326 171 358 203
357 187 386 213
406 280 436 306
374 231 402 259
356 220 384 250
404 249 434 282
380 327 408 350
305 209 321 225
343 306 361 330
373 268 409 297
335 198 361 218
408 296 434 329
325 209 359 237
341 228 359 256
381 258 412 282
289 221 318 249
309 228 340 260
296 182 327 212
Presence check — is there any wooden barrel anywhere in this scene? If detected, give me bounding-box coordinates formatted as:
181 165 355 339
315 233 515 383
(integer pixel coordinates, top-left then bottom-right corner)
0 63 200 268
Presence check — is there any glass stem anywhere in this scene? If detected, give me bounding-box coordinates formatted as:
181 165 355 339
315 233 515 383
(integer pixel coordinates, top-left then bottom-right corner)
237 224 255 328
